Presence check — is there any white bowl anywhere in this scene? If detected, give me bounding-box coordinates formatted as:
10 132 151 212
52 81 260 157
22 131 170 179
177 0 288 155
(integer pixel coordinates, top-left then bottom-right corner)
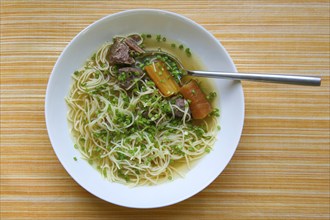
45 9 244 208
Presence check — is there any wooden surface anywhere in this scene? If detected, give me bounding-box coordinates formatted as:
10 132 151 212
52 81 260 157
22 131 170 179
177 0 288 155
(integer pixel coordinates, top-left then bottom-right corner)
1 0 329 219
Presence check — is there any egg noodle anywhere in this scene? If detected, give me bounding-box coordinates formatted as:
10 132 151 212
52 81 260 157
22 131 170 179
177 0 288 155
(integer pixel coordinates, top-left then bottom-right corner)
66 37 218 186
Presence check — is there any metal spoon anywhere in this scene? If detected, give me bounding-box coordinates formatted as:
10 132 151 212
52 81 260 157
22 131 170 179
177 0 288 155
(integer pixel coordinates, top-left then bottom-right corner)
139 51 321 86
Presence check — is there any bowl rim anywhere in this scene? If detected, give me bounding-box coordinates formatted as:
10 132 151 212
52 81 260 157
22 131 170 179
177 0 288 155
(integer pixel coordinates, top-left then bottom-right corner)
45 9 245 208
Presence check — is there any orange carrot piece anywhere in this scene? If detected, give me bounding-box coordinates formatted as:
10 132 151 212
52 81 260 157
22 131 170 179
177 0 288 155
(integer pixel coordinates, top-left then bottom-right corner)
144 61 180 97
190 102 212 120
179 80 212 119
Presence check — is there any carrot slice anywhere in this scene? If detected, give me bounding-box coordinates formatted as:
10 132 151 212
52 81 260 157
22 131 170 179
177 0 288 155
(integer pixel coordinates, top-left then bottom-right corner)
190 102 212 120
144 61 180 97
179 80 212 119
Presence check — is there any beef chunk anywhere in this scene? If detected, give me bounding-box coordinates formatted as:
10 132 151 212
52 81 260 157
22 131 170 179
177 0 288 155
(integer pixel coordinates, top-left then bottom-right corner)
127 34 143 44
108 39 134 65
142 111 149 118
117 67 143 90
119 67 143 75
174 98 186 117
125 38 144 53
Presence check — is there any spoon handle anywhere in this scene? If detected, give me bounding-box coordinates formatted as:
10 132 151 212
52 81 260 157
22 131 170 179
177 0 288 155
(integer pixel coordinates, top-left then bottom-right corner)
187 71 321 86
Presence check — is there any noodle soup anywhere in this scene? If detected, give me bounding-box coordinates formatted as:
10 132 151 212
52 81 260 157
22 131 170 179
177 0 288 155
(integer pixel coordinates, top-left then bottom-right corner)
66 34 220 186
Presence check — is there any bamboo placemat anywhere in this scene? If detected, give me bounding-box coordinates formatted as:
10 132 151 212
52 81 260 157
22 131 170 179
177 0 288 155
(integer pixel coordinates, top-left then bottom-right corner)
1 1 329 219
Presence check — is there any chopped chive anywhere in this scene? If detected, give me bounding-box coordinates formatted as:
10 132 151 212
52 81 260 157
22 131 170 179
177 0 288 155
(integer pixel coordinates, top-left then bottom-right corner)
73 157 77 161
207 91 217 101
185 48 192 57
146 34 152 38
179 44 184 50
171 43 176 48
210 108 220 117
103 169 107 177
162 37 166 42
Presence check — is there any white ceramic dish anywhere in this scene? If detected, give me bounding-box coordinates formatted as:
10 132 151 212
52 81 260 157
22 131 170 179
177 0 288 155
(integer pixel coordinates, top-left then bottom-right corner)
45 9 244 208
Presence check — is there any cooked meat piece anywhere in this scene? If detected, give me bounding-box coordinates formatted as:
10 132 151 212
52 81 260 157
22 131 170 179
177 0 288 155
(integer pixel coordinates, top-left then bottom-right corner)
142 111 149 118
118 67 144 90
125 38 144 53
119 77 135 90
174 98 186 117
118 67 143 75
108 39 135 65
127 34 143 44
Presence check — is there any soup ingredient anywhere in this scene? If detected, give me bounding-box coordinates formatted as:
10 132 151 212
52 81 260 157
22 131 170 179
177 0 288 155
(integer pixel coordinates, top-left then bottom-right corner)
108 38 135 65
117 67 144 90
125 38 144 53
127 34 143 44
144 61 180 97
173 98 186 117
179 80 212 119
